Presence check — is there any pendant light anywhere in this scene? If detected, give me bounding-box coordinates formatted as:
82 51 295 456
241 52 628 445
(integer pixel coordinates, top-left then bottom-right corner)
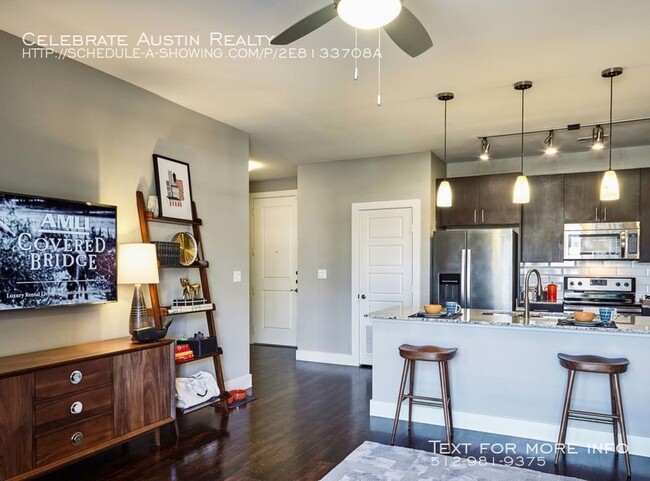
436 92 454 208
600 67 623 201
338 0 402 30
513 81 532 204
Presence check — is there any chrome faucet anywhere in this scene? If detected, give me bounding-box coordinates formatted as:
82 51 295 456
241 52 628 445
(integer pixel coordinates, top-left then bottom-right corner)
524 269 542 324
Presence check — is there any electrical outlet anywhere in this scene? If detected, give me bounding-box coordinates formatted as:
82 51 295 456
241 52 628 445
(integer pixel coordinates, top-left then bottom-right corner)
317 269 327 280
233 271 242 283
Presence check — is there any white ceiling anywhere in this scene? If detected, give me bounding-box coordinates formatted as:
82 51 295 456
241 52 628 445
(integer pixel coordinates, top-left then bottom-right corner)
2 0 650 181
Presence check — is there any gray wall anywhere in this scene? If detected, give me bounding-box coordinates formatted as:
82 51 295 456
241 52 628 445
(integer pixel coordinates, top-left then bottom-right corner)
297 152 432 356
0 31 251 385
249 177 297 193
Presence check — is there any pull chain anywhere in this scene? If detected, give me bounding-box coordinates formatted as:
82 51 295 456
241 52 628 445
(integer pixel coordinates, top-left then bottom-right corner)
354 28 359 81
377 29 381 106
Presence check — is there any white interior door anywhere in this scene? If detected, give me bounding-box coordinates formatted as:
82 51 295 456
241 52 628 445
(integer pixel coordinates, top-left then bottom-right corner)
358 207 414 365
251 194 297 346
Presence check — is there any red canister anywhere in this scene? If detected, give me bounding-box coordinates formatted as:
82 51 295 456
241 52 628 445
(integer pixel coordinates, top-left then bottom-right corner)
547 283 558 303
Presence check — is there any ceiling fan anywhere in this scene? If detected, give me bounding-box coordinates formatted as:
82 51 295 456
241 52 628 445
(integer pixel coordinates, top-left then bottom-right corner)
270 0 433 58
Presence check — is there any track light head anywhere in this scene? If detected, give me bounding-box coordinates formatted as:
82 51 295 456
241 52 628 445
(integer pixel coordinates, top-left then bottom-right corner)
592 125 605 150
544 130 558 155
479 137 490 161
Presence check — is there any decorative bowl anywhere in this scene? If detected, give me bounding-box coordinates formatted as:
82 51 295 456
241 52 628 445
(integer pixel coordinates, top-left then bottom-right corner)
424 304 443 314
573 311 596 322
230 389 247 401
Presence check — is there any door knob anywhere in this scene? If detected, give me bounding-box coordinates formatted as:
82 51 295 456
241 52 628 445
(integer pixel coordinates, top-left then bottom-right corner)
291 288 298 293
360 294 367 299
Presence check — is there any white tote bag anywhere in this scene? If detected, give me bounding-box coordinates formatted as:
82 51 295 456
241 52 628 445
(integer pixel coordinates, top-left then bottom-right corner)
175 371 220 409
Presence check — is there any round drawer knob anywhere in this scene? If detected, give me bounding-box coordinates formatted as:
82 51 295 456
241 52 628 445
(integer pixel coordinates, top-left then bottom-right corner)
70 431 84 446
69 370 83 385
70 401 84 414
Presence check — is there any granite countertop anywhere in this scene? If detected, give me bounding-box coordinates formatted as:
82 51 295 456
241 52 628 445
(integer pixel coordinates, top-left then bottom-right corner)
368 306 650 336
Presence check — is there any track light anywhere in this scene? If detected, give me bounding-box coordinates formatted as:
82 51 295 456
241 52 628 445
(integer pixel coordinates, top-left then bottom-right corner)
436 92 454 208
544 130 558 155
600 67 623 201
513 81 532 204
479 137 490 161
591 125 605 150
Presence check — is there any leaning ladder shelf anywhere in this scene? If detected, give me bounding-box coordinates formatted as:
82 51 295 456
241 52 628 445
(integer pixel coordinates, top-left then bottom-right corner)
135 190 229 417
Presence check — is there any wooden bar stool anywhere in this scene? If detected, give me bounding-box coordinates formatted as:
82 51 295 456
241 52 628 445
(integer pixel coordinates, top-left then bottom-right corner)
390 344 457 447
555 353 631 478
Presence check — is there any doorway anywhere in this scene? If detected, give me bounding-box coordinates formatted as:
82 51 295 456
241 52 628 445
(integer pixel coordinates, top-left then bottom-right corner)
250 191 298 346
351 200 421 365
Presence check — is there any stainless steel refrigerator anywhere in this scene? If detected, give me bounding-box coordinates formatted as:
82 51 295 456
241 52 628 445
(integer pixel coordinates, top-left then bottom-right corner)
432 229 519 310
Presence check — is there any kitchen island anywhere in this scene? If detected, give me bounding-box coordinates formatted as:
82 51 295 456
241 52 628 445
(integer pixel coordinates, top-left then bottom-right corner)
369 307 650 456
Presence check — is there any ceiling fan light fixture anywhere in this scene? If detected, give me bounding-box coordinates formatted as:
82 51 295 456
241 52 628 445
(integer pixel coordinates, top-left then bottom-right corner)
337 0 402 30
544 130 558 155
479 137 490 161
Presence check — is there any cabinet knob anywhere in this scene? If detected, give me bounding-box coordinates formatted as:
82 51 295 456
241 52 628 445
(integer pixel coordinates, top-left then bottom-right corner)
70 431 84 446
70 401 84 414
69 370 83 385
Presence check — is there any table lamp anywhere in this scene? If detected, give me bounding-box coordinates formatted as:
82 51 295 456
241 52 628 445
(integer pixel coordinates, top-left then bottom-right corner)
117 243 159 336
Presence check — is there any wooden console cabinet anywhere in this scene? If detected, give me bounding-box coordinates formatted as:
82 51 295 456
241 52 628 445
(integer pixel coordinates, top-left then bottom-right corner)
0 338 175 480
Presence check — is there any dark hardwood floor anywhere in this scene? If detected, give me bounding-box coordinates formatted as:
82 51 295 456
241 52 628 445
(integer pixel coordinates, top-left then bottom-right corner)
39 345 648 480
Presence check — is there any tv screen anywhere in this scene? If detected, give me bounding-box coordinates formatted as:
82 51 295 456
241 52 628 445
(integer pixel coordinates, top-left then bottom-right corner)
0 191 117 311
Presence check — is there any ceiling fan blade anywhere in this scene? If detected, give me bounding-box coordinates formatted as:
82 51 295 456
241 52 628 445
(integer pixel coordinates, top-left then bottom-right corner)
271 4 338 45
383 6 433 57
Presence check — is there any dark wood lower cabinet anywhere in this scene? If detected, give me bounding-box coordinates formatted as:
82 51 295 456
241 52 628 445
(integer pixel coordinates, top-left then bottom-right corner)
0 338 175 481
522 175 565 262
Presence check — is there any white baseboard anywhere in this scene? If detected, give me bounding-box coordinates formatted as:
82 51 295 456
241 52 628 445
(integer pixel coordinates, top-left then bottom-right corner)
296 349 358 366
370 399 650 457
225 373 252 391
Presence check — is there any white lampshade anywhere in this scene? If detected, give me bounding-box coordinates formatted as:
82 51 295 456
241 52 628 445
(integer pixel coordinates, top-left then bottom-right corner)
436 180 452 207
600 170 620 201
338 0 402 29
513 175 530 204
117 243 159 285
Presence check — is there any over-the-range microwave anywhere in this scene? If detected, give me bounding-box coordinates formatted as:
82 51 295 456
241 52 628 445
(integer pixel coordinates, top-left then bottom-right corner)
564 222 640 260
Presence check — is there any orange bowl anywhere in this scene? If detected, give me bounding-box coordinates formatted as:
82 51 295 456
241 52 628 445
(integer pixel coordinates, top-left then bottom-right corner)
230 389 247 401
573 311 596 322
424 304 443 314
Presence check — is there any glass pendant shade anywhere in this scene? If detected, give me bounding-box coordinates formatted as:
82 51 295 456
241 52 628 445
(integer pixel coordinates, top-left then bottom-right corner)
338 0 402 29
513 175 530 204
600 170 620 201
437 180 452 207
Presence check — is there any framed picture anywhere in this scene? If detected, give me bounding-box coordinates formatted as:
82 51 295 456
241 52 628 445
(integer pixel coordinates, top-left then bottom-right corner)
153 154 194 221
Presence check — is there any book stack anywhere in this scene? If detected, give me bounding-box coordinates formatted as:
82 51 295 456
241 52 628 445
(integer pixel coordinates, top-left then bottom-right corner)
151 241 180 266
166 301 215 314
175 343 194 363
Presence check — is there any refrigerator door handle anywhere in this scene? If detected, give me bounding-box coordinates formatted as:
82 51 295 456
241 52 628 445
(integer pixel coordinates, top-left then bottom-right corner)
460 249 466 306
467 249 472 308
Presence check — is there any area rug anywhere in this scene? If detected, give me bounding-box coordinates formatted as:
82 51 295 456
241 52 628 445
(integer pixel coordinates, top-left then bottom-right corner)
321 441 583 481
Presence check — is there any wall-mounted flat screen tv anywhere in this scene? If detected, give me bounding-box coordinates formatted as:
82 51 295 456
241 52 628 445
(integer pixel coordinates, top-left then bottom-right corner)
0 191 117 311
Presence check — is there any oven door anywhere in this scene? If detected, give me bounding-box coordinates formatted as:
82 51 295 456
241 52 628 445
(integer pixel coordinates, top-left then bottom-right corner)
564 231 622 260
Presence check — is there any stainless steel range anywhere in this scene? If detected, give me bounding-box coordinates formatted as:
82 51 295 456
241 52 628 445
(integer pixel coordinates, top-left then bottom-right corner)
563 276 641 314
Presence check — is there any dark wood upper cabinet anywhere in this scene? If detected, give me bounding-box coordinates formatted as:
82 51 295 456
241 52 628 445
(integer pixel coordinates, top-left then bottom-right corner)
564 169 640 223
521 175 565 262
438 176 480 227
479 173 522 225
640 168 650 262
437 174 520 227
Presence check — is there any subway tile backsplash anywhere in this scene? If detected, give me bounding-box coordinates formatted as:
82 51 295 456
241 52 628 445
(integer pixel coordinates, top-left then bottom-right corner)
520 260 650 302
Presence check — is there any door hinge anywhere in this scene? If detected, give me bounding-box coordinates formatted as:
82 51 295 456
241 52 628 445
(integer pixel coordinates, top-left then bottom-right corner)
251 287 255 296
251 247 255 256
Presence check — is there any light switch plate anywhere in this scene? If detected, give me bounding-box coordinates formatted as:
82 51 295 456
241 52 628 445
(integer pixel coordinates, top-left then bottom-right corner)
317 269 327 280
233 271 242 283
